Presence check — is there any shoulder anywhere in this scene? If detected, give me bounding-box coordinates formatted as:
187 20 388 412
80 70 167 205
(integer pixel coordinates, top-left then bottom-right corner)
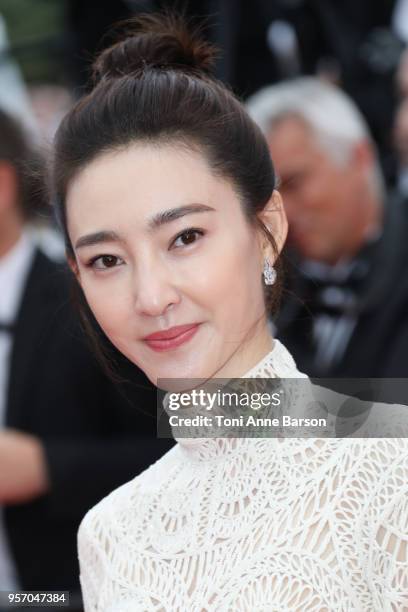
78 443 182 550
77 443 183 609
26 247 70 291
20 248 77 332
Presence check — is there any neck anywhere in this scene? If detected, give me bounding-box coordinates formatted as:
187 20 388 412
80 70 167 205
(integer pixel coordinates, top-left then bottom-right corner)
212 319 274 380
163 338 306 459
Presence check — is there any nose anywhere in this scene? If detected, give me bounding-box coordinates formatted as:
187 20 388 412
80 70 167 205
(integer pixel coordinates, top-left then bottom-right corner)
132 257 181 317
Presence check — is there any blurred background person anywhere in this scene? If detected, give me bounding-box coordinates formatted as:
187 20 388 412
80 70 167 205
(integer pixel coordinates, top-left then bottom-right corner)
393 93 408 196
0 108 173 607
393 47 408 197
247 77 408 377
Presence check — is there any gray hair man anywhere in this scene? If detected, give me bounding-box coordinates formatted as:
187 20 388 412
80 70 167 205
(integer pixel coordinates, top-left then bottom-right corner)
247 77 408 377
247 77 384 265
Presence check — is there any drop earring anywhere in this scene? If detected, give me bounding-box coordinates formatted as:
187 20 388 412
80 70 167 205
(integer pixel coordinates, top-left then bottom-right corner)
263 258 276 285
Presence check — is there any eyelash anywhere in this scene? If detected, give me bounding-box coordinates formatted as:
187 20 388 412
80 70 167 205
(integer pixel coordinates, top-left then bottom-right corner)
85 227 205 271
171 227 205 248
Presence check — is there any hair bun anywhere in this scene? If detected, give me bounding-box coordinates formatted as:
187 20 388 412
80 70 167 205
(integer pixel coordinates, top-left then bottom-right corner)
92 13 218 84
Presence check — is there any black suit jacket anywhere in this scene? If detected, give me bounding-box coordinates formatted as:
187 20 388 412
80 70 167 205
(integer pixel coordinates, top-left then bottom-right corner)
276 192 408 377
4 249 173 593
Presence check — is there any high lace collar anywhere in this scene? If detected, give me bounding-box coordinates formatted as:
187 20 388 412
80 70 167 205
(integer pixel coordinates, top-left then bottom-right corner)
163 339 307 461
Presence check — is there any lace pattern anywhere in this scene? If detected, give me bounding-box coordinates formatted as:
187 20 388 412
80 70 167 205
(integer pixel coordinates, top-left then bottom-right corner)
78 340 408 611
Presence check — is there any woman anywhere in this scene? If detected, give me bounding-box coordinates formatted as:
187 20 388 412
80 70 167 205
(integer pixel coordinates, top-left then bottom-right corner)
50 14 408 611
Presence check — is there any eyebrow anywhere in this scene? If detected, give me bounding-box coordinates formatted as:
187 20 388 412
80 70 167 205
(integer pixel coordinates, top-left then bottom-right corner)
147 203 215 230
74 203 215 249
75 230 123 250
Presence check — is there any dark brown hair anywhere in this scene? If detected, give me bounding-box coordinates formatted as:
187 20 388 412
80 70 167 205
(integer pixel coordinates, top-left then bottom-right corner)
50 12 282 376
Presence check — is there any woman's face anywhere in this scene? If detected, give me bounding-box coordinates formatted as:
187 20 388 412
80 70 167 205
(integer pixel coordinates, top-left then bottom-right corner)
67 143 286 387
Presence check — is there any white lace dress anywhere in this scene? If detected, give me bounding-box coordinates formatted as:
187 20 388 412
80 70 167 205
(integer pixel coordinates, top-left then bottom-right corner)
78 340 408 611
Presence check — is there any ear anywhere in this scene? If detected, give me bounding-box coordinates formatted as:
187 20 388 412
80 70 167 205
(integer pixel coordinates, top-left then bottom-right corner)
351 140 375 173
256 190 288 261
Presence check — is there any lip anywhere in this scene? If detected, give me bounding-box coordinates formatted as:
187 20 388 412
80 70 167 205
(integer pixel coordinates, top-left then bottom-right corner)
143 323 201 352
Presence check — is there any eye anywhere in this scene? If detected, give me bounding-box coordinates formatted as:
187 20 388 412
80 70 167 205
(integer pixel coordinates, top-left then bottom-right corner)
171 228 204 248
87 255 124 270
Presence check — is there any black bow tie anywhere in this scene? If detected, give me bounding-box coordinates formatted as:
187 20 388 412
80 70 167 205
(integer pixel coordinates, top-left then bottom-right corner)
0 321 14 334
300 258 371 317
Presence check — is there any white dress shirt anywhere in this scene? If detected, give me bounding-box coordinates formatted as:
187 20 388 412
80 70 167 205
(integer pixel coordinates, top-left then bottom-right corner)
0 231 35 589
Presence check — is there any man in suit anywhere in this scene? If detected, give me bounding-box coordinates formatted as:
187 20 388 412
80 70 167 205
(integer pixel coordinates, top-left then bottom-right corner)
0 109 173 603
247 77 408 377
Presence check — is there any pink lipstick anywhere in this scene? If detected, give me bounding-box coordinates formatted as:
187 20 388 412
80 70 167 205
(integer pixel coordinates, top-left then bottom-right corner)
143 323 200 352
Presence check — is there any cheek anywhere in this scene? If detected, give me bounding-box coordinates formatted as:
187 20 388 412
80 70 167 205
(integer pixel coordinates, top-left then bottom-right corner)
305 174 331 207
195 231 262 325
320 169 350 209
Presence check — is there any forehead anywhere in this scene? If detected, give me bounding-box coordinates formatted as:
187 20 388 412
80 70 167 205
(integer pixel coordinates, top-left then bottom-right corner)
267 115 319 158
66 143 237 235
266 115 329 181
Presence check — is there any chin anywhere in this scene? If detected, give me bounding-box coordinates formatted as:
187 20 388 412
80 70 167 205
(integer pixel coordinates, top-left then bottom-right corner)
145 358 212 393
125 332 218 388
156 365 205 389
